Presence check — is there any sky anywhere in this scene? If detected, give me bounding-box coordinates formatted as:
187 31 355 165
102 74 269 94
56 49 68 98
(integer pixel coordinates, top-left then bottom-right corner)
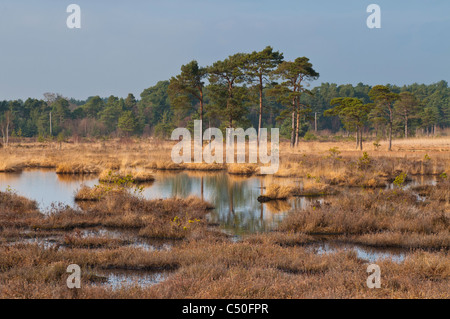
0 0 449 101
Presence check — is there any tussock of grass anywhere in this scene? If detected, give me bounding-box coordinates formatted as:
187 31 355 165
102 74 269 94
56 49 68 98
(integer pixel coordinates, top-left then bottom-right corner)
0 191 42 229
56 162 100 175
183 163 225 171
0 159 23 172
227 164 258 175
259 181 336 202
145 161 184 170
74 185 126 202
258 185 295 202
98 169 155 184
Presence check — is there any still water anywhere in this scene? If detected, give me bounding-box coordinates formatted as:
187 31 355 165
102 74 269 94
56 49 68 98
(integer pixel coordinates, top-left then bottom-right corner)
0 169 436 234
0 169 318 234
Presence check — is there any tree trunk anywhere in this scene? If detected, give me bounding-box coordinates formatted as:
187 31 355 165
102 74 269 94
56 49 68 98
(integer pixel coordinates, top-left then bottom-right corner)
388 122 392 151
388 110 393 151
291 98 296 148
356 129 359 149
199 89 204 147
1 127 5 146
360 127 363 150
228 82 233 129
405 115 408 139
295 110 300 147
314 112 317 132
258 76 263 143
6 122 9 147
291 110 296 147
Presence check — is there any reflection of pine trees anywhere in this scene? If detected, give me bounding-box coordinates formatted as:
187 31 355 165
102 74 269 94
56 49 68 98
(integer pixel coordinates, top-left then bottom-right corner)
203 173 273 233
151 173 293 233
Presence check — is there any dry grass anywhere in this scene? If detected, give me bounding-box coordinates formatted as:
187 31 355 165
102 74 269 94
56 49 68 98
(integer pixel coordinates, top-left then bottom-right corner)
279 185 449 249
227 164 258 175
145 161 184 170
259 180 337 202
1 137 448 177
0 158 23 173
0 191 43 229
183 162 225 171
98 169 155 184
63 231 130 249
260 184 296 201
1 187 449 299
0 241 448 299
39 193 214 240
56 162 100 175
74 185 126 202
1 137 449 299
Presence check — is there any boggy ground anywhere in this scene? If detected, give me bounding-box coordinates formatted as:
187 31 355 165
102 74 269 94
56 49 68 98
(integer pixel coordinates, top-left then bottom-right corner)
0 180 448 299
1 137 449 298
1 138 449 179
279 178 450 249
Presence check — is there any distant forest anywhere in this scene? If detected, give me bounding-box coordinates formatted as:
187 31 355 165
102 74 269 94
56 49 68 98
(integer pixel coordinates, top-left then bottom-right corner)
1 47 449 147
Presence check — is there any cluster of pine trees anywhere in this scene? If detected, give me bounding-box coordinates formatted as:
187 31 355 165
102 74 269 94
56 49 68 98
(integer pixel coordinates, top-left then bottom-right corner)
1 46 449 147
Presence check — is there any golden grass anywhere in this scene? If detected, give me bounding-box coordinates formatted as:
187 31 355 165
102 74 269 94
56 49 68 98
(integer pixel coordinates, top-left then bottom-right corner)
1 137 449 299
98 169 155 184
227 163 258 175
74 185 124 201
0 137 448 178
0 158 22 173
183 162 225 171
145 161 184 170
261 184 295 200
259 180 336 202
56 162 100 175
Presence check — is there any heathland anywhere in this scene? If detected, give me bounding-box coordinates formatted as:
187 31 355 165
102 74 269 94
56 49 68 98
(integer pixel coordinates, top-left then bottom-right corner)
0 136 449 298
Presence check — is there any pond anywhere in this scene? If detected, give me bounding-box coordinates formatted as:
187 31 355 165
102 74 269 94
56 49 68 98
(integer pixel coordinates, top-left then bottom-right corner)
0 169 315 234
0 169 437 235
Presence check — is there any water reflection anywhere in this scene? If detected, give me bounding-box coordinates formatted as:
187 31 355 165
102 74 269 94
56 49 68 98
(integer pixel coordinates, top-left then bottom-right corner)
0 169 97 210
0 169 438 234
309 242 406 263
93 270 171 290
144 172 311 234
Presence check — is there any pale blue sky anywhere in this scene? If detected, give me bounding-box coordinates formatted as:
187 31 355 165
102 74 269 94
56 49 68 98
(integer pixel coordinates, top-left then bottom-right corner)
0 0 449 100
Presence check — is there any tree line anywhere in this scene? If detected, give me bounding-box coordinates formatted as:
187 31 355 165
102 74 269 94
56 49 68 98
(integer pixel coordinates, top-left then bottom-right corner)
1 46 449 149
